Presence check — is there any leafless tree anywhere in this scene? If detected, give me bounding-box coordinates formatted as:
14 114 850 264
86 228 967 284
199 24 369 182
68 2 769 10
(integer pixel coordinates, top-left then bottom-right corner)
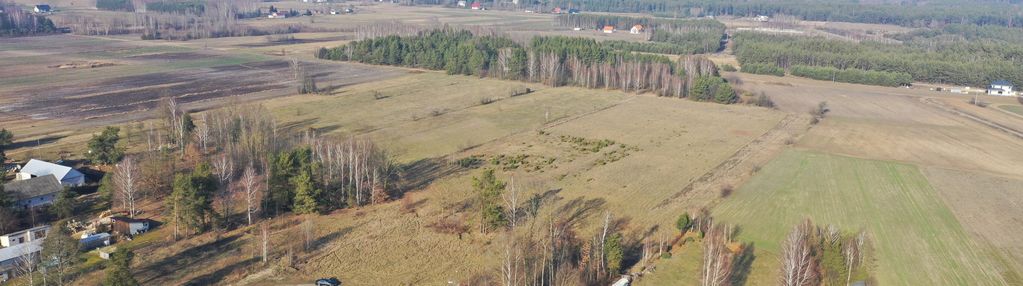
14 248 39 286
114 156 141 218
780 220 819 286
239 165 264 225
212 153 235 221
701 223 735 286
845 231 866 286
195 113 211 154
261 222 270 263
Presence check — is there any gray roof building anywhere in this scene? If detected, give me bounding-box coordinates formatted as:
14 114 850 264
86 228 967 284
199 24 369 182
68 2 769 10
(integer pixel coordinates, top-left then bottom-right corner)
3 175 63 208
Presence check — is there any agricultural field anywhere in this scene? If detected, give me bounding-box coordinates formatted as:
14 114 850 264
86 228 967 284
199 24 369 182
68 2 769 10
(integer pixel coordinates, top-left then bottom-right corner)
249 72 789 283
713 150 1011 285
0 34 402 159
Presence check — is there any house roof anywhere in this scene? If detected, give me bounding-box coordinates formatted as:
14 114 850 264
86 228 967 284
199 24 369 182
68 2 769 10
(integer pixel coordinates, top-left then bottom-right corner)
603 25 615 30
632 24 643 29
0 240 43 262
991 80 1013 86
470 2 481 7
34 4 50 10
3 174 62 200
20 159 81 181
110 216 148 224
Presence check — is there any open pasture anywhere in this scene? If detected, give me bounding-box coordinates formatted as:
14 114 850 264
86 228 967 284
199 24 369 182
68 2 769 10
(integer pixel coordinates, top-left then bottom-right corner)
0 34 402 158
714 149 1011 285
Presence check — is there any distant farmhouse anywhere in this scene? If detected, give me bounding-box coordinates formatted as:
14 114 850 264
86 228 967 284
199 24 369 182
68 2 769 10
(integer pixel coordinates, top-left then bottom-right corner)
630 24 644 34
603 25 615 33
4 175 63 209
16 159 84 187
33 4 50 13
986 80 1016 96
0 226 50 281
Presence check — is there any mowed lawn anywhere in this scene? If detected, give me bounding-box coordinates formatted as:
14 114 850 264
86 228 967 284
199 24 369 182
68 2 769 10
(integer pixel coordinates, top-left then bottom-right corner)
714 150 1009 285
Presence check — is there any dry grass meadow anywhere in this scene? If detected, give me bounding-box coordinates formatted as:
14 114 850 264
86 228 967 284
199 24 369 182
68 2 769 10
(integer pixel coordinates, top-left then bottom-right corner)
3 3 1023 285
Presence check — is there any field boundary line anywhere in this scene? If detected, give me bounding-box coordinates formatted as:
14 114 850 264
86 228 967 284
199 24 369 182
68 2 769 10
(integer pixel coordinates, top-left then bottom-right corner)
921 97 1023 140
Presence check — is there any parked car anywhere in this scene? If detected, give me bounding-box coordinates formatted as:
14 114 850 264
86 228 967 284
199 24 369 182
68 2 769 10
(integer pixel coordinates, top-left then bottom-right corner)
315 277 342 286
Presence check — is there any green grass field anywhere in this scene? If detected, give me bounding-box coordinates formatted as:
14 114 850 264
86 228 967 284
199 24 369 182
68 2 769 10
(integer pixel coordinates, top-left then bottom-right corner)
713 149 1009 285
999 105 1023 117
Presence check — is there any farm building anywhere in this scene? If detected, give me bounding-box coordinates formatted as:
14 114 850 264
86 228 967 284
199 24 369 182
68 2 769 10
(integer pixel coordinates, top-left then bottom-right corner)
111 217 150 236
603 26 615 33
16 159 84 187
552 7 562 14
630 24 644 34
33 4 50 13
268 12 286 19
470 2 482 10
457 0 466 7
0 226 49 281
0 225 49 247
986 80 1015 96
3 175 63 209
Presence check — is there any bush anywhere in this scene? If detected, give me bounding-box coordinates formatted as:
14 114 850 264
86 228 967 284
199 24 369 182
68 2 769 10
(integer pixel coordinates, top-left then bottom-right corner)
720 64 737 72
740 63 785 76
790 65 912 87
750 92 775 108
720 184 734 198
456 156 484 168
660 252 672 259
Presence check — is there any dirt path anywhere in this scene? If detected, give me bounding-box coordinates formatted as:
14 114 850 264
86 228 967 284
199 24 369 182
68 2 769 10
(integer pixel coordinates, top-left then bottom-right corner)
921 97 1023 140
654 112 812 211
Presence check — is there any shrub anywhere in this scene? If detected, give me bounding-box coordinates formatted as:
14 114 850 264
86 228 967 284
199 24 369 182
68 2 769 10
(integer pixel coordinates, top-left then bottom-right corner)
720 64 737 72
740 63 785 76
479 97 494 105
456 156 484 168
750 92 775 108
720 184 734 198
790 65 912 87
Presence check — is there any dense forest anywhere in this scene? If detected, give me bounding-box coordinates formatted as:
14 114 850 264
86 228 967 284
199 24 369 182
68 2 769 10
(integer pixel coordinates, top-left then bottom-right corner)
544 0 1023 28
733 31 1023 88
0 2 58 37
557 14 725 54
317 29 737 103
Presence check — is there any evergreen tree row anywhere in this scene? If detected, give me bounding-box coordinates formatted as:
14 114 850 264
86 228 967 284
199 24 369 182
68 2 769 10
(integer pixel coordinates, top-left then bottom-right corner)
545 0 1023 28
789 65 913 87
317 30 737 103
733 31 1023 88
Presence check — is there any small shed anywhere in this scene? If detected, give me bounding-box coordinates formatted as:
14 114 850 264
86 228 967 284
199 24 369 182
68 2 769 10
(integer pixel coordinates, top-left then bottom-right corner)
33 4 51 13
111 217 150 236
79 233 111 251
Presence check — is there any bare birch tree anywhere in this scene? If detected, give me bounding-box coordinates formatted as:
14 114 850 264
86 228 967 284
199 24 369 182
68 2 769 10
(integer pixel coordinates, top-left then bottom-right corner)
701 223 735 286
780 220 819 286
212 154 235 222
114 156 141 218
239 164 263 225
15 247 39 286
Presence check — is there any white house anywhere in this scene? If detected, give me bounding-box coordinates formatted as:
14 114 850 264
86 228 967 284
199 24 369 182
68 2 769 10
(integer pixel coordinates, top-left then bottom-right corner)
0 225 50 248
4 175 62 209
987 80 1015 96
0 226 49 282
754 15 770 22
268 12 286 19
629 24 644 34
33 4 51 13
17 159 84 187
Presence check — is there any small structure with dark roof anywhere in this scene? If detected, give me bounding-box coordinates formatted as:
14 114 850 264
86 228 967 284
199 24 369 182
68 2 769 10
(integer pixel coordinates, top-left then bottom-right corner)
3 175 62 209
33 4 51 13
110 217 150 236
987 80 1015 96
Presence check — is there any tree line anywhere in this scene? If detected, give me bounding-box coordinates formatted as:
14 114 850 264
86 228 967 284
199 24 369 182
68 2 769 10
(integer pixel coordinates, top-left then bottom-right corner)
733 31 1023 88
543 0 1023 28
317 29 738 103
0 2 57 37
557 14 725 54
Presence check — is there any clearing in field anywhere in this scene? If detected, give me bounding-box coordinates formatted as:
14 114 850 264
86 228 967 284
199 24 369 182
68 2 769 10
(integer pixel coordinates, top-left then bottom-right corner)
713 149 1010 285
256 72 787 284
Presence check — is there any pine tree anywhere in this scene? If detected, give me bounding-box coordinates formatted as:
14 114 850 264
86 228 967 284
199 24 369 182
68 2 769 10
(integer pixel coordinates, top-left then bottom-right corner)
103 248 139 286
291 170 320 214
50 187 76 219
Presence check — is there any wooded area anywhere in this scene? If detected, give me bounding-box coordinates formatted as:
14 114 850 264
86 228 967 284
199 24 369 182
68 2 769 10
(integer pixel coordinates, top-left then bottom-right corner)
544 0 1023 28
317 29 737 103
733 31 1023 87
0 2 57 37
557 14 725 54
